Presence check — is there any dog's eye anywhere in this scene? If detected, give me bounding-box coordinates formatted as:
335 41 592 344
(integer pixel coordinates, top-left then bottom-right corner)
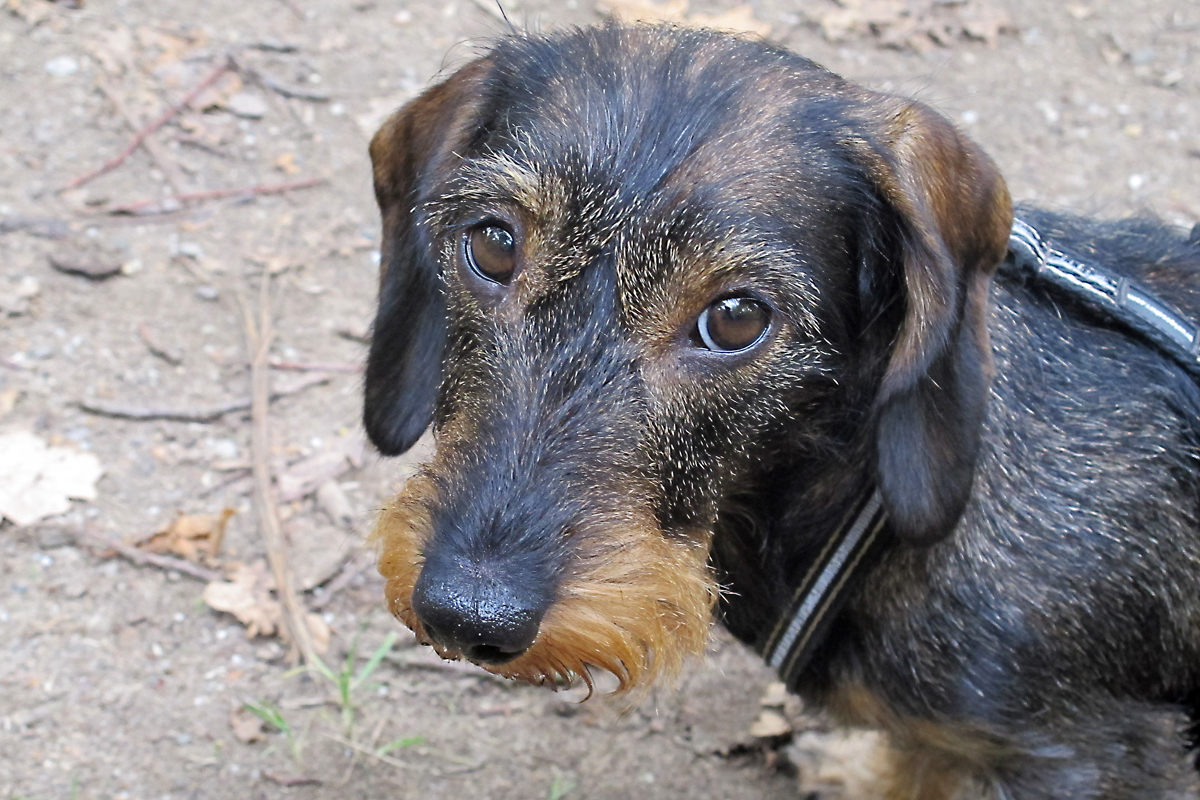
696 297 771 352
465 224 517 284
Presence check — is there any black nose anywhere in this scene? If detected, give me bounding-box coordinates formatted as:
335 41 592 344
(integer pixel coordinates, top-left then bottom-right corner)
411 560 545 664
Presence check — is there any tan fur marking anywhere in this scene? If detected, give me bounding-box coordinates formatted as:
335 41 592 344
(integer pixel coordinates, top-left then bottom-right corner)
828 682 1012 800
372 469 717 694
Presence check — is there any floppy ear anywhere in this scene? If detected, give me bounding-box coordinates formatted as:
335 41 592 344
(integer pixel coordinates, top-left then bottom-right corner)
853 98 1012 544
363 60 491 456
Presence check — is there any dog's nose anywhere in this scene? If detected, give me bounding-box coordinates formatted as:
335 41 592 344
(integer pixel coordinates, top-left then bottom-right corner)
411 562 544 664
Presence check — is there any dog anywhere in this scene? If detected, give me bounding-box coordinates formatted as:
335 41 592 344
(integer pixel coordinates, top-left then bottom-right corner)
362 23 1200 799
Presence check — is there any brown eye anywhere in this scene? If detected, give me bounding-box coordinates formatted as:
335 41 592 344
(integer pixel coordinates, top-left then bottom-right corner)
696 297 771 352
465 224 517 284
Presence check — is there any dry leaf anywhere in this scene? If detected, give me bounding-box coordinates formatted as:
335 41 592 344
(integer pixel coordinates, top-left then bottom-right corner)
808 0 1012 51
230 705 266 743
202 560 282 638
315 480 354 529
749 709 792 738
306 613 331 654
5 0 52 25
138 508 234 564
595 0 688 24
188 71 244 111
276 435 365 502
759 681 790 708
274 152 300 175
88 27 135 76
959 5 1012 44
0 431 103 527
689 5 771 37
0 388 20 417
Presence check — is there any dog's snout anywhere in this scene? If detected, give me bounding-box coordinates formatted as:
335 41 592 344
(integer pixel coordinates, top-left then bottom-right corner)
411 560 545 664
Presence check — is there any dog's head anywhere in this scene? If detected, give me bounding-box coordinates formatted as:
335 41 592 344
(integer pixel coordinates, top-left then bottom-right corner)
364 24 1011 691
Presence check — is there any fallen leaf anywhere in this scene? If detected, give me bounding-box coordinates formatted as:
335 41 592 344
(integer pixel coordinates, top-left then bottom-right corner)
315 480 354 529
759 681 789 708
748 709 792 739
286 514 352 591
137 508 234 564
230 705 266 743
5 0 53 25
689 5 771 37
188 71 244 112
0 388 20 417
0 276 39 317
806 0 1014 51
595 0 688 24
306 613 331 654
202 561 282 638
0 431 103 527
88 26 135 75
276 435 365 502
959 4 1012 44
274 152 299 175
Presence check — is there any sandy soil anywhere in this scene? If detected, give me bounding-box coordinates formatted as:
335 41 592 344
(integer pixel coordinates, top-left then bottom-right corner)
1 0 1197 798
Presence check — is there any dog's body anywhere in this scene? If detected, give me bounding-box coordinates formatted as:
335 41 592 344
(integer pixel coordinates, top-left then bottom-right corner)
363 24 1200 798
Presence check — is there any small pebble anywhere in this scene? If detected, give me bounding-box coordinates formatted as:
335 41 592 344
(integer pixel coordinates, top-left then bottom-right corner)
176 241 204 260
226 92 269 119
195 285 220 302
44 56 79 77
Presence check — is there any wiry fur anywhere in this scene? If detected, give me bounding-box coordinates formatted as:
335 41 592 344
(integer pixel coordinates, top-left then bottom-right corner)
364 23 1200 798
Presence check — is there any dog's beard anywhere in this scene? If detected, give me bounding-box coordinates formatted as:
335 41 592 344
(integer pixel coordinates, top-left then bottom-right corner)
373 471 717 695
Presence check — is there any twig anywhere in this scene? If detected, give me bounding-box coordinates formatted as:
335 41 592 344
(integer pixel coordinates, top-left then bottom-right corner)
270 360 361 373
61 57 233 192
242 265 319 667
263 773 321 787
81 529 223 582
106 178 325 216
75 372 331 423
0 216 71 239
137 322 184 365
95 77 188 195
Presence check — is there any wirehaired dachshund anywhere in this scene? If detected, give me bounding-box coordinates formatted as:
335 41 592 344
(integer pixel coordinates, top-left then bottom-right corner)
362 23 1200 799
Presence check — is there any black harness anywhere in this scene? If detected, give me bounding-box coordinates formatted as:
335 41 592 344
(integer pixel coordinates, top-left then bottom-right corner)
762 216 1200 690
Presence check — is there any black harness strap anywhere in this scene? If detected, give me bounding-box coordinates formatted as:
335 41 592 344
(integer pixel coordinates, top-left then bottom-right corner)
1005 217 1200 378
762 216 1200 691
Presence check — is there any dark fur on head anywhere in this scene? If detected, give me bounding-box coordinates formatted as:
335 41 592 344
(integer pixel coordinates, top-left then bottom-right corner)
365 23 1200 797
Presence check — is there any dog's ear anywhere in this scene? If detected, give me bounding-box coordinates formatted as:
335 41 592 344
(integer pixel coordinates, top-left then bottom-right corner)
364 60 491 455
852 98 1012 544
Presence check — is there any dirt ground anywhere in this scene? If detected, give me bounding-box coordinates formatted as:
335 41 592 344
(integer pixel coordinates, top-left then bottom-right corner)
1 0 1197 798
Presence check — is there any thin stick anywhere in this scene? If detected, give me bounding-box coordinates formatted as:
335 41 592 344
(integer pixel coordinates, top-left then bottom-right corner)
75 372 330 423
61 58 232 192
137 322 184 366
106 178 325 216
263 773 321 787
243 266 319 667
95 78 188 195
81 529 222 582
270 360 361 373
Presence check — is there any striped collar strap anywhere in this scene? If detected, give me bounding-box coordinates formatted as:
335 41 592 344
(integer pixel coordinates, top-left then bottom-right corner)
761 488 888 690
